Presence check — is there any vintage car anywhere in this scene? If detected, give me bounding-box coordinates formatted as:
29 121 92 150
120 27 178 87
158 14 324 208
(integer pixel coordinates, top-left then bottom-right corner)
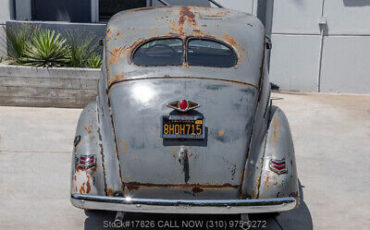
70 5 299 219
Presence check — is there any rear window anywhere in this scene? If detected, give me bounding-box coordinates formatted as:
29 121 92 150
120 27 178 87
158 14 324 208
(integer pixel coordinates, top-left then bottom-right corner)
133 39 183 66
187 39 237 67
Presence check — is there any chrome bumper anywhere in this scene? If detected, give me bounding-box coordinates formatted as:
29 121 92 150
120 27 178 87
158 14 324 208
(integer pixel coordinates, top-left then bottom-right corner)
71 194 297 214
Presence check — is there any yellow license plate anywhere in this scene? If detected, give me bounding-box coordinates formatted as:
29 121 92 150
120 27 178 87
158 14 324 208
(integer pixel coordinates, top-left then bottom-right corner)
161 116 205 139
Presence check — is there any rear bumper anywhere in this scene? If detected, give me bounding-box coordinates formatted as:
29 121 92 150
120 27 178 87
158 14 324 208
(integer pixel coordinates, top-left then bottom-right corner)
71 194 298 214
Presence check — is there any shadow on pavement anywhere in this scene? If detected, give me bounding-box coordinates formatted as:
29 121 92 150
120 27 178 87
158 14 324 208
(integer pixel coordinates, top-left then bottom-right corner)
84 182 312 230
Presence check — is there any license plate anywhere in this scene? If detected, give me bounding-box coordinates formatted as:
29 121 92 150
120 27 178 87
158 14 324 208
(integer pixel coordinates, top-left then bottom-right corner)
161 115 205 139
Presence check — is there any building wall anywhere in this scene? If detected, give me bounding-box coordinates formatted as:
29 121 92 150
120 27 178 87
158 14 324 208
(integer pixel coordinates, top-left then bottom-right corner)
0 0 12 58
269 0 370 93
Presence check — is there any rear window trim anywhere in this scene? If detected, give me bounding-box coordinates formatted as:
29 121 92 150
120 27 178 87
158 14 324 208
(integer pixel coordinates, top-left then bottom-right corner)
131 36 239 68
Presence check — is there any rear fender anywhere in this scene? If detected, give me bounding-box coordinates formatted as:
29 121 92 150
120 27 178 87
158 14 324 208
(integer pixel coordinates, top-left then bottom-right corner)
71 102 105 196
257 106 299 202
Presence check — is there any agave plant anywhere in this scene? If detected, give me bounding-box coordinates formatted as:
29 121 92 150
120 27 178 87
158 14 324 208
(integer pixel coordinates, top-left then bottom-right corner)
21 30 71 67
5 26 30 64
87 54 102 68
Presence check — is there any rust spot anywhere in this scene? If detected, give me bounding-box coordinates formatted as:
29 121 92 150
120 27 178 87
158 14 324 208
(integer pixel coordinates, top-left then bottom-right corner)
120 139 128 154
289 191 299 198
97 118 108 196
109 71 125 85
126 183 140 192
192 186 204 194
263 174 279 188
223 33 238 48
107 188 114 196
247 23 254 27
114 31 122 40
109 47 126 66
86 180 91 193
172 6 199 36
74 169 91 194
85 124 93 134
218 129 225 137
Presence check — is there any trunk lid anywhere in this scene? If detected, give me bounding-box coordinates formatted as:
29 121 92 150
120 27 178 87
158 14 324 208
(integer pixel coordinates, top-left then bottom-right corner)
109 78 258 198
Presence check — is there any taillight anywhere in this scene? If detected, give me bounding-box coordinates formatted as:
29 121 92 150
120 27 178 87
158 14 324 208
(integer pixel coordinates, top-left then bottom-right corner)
78 154 96 169
269 159 287 174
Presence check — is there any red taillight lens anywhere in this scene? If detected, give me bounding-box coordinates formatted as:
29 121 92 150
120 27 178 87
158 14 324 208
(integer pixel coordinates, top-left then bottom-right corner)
179 100 188 110
78 154 96 169
269 159 287 174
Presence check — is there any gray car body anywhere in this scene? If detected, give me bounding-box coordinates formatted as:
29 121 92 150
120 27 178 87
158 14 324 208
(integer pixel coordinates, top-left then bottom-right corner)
70 6 299 214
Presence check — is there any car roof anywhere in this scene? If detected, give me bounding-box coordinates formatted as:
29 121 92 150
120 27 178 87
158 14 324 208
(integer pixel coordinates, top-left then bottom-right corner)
105 6 265 87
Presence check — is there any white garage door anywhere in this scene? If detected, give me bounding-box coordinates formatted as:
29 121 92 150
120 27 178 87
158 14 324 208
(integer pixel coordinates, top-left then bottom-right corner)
269 0 370 94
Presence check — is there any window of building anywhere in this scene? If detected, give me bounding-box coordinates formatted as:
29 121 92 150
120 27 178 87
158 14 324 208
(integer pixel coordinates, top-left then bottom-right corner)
99 0 146 22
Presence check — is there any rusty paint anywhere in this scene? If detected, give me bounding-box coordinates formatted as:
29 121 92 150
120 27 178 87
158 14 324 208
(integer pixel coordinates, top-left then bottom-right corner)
247 23 254 27
289 191 299 198
192 186 204 194
263 174 279 188
109 71 125 85
107 188 115 196
97 112 108 195
272 116 280 145
175 6 199 36
223 33 238 48
120 139 128 154
107 94 125 193
255 152 265 198
84 124 93 134
124 182 238 192
109 47 126 66
73 169 91 194
218 129 225 137
114 31 122 40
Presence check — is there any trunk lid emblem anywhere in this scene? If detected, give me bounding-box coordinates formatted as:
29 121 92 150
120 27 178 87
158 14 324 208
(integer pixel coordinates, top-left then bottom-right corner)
167 100 199 112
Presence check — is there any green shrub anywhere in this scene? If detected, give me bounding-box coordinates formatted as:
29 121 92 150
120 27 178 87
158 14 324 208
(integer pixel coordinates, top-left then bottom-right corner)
20 30 71 67
68 34 97 68
5 26 31 64
87 55 102 68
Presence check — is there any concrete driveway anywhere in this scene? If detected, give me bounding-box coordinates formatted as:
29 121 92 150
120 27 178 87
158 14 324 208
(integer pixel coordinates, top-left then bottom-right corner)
0 92 369 229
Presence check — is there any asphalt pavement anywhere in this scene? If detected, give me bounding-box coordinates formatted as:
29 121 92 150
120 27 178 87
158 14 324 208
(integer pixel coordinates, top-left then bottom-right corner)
0 92 369 230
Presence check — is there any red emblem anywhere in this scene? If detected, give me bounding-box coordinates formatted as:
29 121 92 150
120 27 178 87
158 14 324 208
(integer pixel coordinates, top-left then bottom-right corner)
167 100 199 113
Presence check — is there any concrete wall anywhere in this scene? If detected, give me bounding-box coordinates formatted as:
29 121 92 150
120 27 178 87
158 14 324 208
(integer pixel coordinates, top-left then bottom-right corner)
269 0 370 94
0 64 99 108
